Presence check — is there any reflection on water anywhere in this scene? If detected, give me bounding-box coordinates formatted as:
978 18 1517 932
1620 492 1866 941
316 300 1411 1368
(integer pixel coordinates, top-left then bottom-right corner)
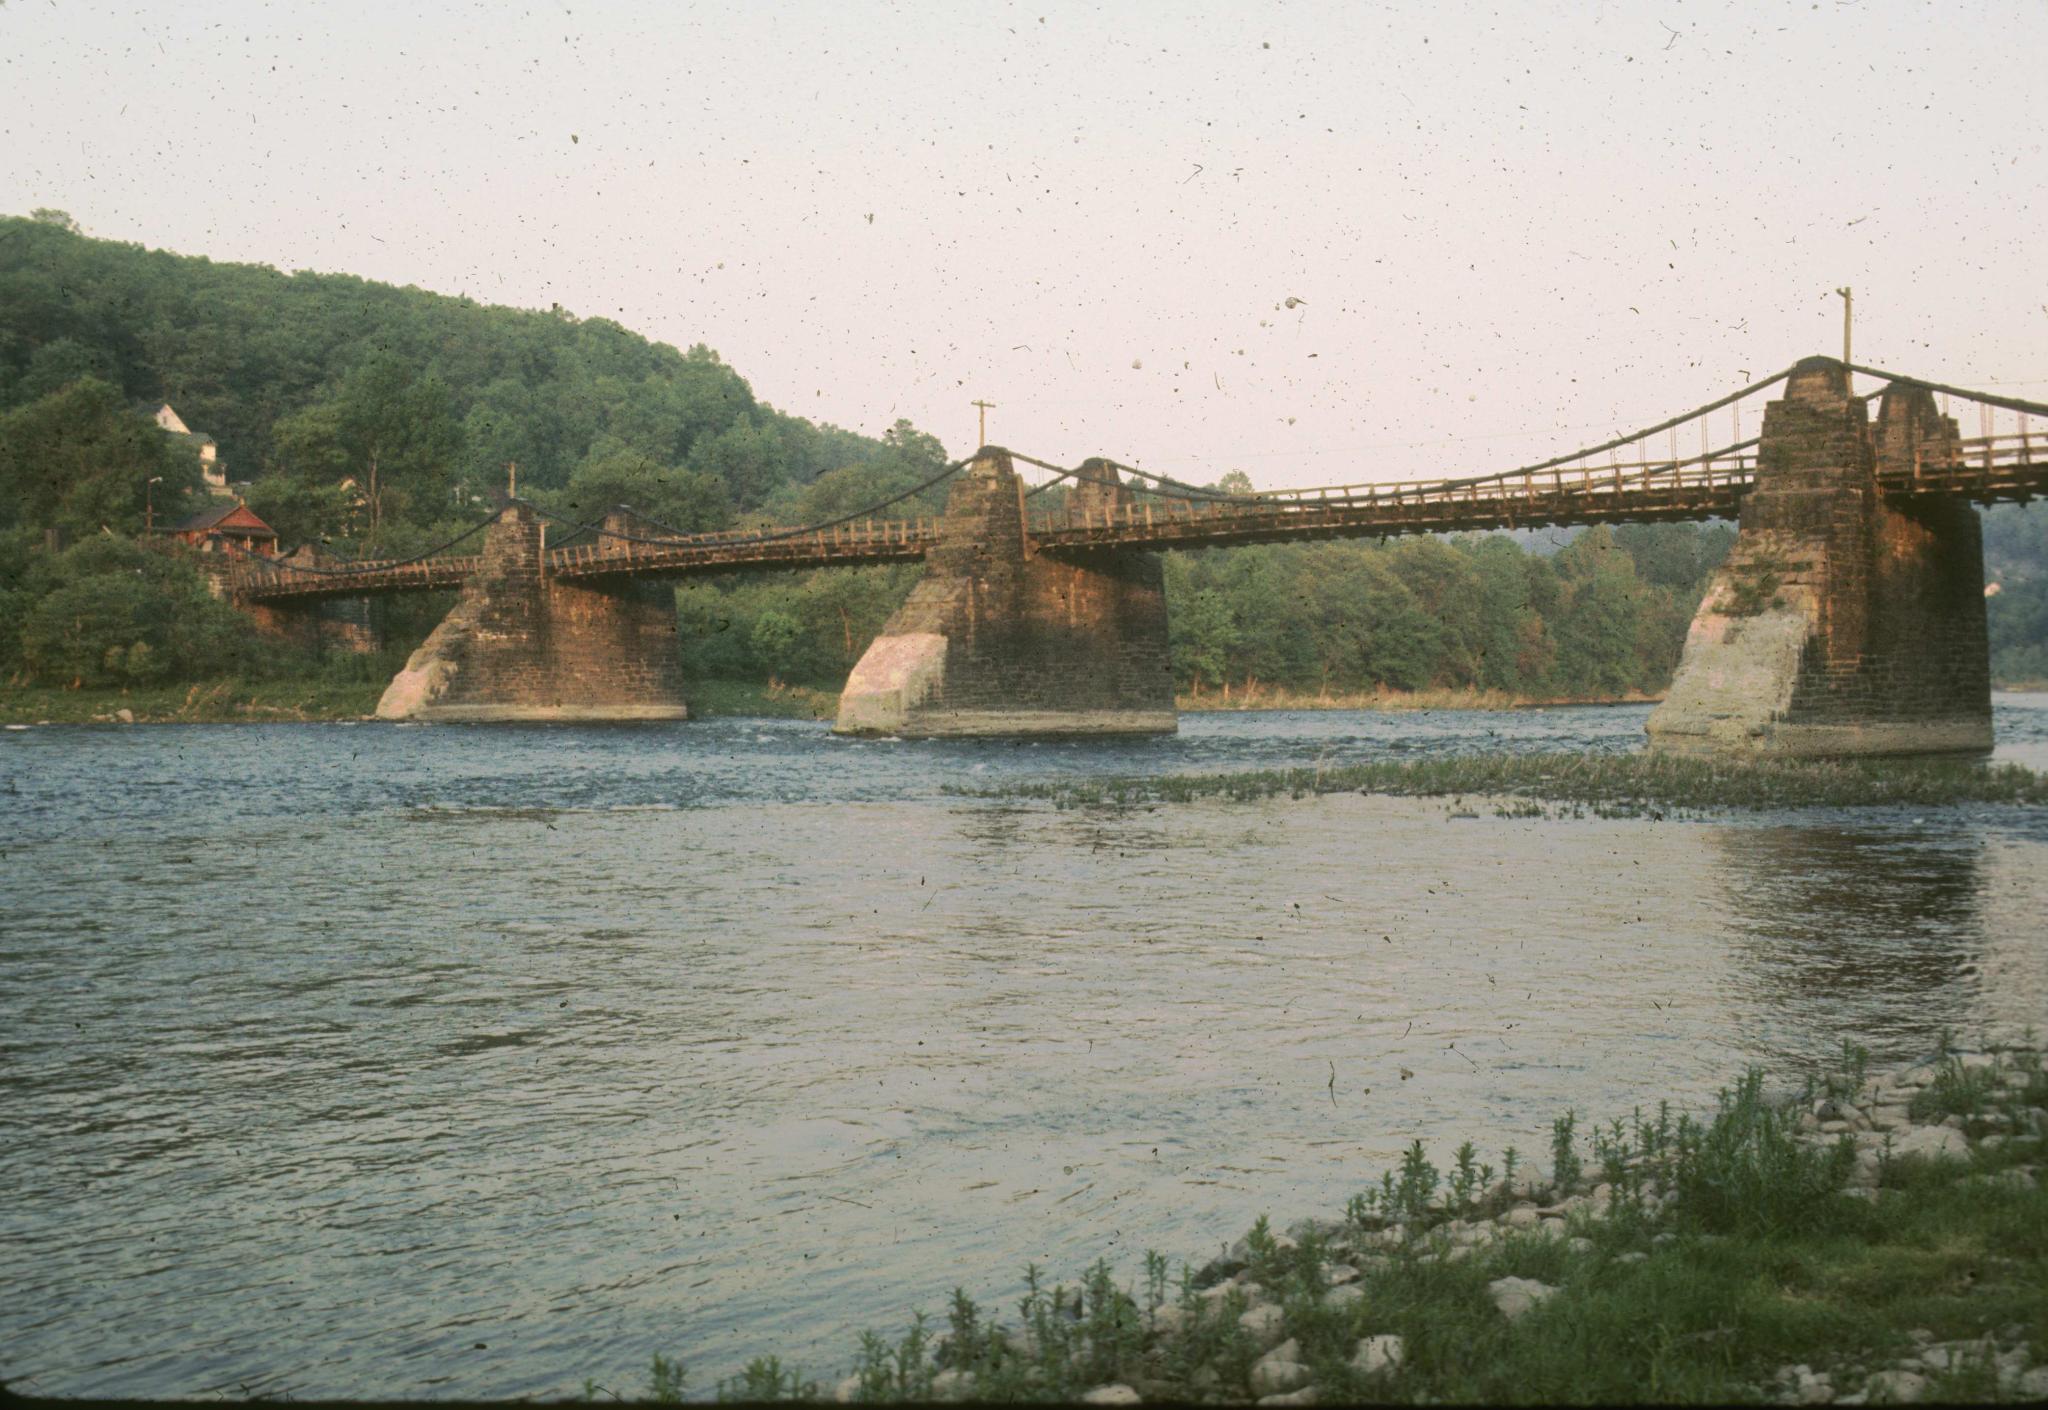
0 697 2044 1401
1713 823 1989 1060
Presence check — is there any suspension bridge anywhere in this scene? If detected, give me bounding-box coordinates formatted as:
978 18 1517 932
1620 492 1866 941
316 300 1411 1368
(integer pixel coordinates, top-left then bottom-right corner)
224 357 2046 755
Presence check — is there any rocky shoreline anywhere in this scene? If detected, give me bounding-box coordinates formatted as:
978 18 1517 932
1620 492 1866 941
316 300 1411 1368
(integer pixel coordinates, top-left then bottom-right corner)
761 1039 2048 1406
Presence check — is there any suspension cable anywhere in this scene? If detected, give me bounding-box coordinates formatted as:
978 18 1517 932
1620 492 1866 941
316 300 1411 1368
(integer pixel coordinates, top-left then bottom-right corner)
1011 365 1799 505
529 456 971 551
243 512 500 576
1846 364 2048 419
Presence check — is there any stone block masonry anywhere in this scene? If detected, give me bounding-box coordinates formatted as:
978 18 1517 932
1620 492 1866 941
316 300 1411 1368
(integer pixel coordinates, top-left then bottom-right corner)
376 504 688 722
1647 358 1992 756
835 451 1177 737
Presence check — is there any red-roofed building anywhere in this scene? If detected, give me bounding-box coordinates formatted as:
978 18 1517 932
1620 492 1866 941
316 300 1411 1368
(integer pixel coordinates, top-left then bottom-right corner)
170 501 279 556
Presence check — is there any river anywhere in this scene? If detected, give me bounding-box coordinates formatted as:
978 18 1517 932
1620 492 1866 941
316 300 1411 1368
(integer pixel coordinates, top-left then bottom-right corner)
4 695 2046 1399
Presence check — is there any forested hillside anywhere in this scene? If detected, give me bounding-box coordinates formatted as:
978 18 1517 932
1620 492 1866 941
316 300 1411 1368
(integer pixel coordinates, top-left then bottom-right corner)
2 210 2042 702
0 210 917 550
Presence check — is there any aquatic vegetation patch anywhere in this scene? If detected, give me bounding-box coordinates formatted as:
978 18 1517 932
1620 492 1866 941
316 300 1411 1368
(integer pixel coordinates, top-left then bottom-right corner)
953 750 2048 813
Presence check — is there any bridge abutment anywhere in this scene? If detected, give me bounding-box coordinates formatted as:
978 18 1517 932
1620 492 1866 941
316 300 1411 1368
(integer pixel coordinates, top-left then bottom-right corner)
1646 359 1991 757
834 452 1177 737
375 503 689 722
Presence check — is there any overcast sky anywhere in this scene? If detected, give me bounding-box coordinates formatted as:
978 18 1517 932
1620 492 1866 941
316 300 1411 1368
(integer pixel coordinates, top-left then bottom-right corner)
3 0 2043 487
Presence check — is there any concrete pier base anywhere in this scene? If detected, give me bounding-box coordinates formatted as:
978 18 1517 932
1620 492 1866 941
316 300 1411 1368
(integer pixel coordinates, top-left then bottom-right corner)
1647 361 1992 758
835 452 1177 738
376 504 689 722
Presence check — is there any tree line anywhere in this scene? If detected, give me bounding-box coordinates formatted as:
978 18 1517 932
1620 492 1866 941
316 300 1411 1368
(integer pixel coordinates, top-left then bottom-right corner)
676 523 1733 703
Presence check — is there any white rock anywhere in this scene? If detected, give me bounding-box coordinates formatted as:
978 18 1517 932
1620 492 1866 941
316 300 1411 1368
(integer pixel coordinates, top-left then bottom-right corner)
1914 1342 1988 1373
1249 1345 1310 1397
833 1374 862 1404
929 1369 974 1401
2013 1366 2048 1399
1325 1262 1360 1286
1257 1388 1319 1407
1239 1302 1287 1349
1566 1237 1596 1256
1079 1385 1141 1406
1147 1303 1190 1336
1322 1283 1364 1312
1288 1216 1345 1243
1862 1368 1929 1403
1501 1204 1541 1229
1487 1276 1560 1321
1539 1216 1568 1238
1351 1334 1405 1376
1891 1125 1969 1162
115 707 135 723
1615 1251 1649 1265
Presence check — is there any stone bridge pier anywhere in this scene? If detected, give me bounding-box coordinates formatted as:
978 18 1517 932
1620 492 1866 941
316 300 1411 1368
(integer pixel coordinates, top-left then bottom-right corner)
375 503 689 722
834 450 1177 737
1646 357 1991 756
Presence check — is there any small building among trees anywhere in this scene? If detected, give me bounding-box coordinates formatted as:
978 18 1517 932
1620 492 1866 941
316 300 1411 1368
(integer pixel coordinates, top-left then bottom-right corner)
149 403 230 494
170 501 279 556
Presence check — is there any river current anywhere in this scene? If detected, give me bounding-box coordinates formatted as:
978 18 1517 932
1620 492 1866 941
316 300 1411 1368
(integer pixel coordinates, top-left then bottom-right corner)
4 697 2047 1399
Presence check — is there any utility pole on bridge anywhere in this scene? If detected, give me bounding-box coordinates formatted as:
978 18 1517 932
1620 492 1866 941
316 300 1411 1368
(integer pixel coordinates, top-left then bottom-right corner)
972 399 996 447
1835 287 1853 390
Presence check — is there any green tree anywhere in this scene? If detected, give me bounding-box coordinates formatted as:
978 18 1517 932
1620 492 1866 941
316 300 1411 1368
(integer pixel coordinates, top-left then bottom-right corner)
242 475 360 548
0 378 200 537
790 419 952 524
689 417 787 510
19 339 121 403
1551 526 1656 694
749 608 803 680
14 538 253 686
272 355 461 541
551 447 731 533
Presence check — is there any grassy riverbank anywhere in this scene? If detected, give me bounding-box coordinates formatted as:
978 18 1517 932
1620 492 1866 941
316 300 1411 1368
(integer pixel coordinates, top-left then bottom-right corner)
686 679 838 720
956 751 2048 814
0 674 387 724
617 1043 2048 1405
0 675 837 725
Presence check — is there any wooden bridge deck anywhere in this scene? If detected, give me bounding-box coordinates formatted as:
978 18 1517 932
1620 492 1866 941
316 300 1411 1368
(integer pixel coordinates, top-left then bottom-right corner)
230 434 2048 603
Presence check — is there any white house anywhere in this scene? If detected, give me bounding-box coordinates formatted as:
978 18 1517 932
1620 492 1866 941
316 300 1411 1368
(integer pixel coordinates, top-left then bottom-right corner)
150 403 228 494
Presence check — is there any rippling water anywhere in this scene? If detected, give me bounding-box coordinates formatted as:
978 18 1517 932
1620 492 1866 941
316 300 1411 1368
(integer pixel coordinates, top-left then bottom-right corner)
4 697 2047 1399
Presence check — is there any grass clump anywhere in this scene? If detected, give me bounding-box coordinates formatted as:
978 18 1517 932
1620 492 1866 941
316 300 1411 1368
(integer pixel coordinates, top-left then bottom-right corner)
953 750 2048 813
